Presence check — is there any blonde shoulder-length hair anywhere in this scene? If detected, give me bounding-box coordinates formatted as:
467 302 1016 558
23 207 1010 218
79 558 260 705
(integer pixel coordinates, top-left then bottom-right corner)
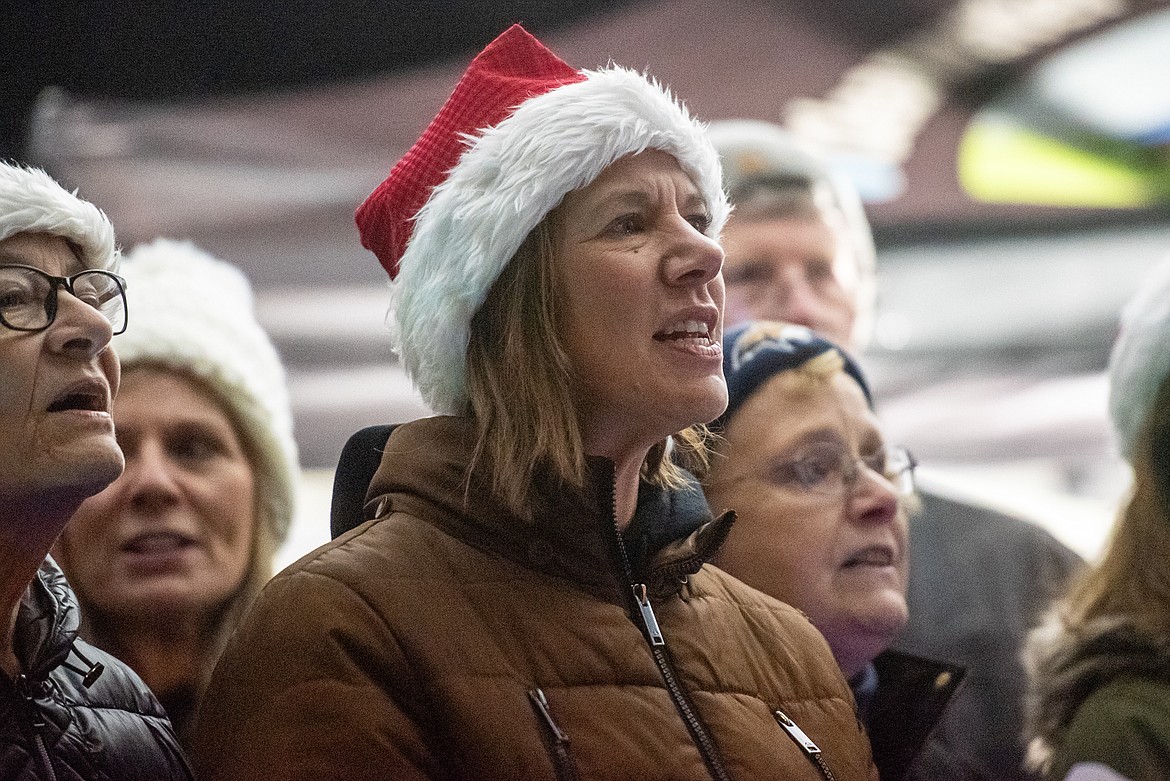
1060 370 1170 635
464 207 713 519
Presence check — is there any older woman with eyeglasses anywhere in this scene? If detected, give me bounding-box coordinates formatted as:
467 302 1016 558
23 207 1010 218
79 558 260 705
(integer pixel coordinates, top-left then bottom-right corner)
703 321 973 781
0 163 191 779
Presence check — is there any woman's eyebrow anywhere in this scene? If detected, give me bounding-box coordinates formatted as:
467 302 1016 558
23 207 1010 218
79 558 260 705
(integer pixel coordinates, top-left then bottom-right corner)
681 190 707 212
768 426 845 457
589 188 652 211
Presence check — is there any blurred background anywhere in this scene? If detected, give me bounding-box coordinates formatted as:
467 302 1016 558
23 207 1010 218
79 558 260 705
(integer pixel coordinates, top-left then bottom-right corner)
5 0 1169 566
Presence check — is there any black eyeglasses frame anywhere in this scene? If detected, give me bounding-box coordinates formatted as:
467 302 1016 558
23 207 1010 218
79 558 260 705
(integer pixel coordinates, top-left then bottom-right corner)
0 264 128 336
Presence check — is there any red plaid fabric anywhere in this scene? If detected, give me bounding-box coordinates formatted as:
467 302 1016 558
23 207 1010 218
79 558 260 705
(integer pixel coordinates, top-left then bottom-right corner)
356 24 585 279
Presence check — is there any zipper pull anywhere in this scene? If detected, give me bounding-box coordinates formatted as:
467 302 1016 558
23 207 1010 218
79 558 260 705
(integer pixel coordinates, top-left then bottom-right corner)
776 710 837 781
775 709 820 755
16 676 47 730
632 583 665 646
529 688 569 744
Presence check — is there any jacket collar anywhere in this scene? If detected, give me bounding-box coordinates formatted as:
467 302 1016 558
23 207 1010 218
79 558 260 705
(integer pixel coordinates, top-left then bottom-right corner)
1024 614 1170 770
364 416 734 600
13 557 80 681
866 649 968 781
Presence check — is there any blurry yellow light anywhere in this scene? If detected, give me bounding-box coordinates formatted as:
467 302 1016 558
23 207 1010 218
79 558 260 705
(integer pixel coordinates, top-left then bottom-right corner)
958 120 1161 207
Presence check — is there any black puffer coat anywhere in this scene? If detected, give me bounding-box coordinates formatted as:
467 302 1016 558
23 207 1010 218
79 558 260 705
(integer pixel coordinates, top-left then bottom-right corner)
0 558 192 781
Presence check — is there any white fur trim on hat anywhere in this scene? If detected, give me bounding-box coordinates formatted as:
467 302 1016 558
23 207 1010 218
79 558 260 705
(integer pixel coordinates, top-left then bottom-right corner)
115 239 299 545
0 163 117 271
393 65 729 415
1108 254 1170 460
706 119 877 349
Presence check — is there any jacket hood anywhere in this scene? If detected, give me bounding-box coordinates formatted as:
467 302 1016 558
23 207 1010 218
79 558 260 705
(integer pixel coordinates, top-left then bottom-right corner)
1024 612 1170 771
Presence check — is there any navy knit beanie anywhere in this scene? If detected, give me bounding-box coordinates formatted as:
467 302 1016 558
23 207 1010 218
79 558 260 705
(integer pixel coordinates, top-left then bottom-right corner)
717 321 873 429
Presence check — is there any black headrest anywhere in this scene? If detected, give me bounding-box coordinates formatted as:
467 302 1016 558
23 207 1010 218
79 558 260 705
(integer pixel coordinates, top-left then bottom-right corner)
330 424 397 539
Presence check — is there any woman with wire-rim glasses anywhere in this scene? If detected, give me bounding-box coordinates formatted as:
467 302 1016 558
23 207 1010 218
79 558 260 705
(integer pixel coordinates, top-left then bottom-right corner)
704 320 977 781
0 162 192 780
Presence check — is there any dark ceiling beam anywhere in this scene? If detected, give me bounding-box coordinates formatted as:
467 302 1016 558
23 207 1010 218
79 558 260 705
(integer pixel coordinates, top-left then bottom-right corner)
1 0 641 159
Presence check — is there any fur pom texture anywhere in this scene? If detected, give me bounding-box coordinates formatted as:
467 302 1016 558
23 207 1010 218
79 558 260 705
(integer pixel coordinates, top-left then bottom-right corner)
1023 612 1170 773
0 163 117 271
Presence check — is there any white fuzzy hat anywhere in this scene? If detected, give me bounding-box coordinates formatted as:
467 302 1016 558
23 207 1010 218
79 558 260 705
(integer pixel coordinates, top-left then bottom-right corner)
115 239 298 546
706 119 877 349
356 24 729 415
0 163 117 271
1108 255 1170 460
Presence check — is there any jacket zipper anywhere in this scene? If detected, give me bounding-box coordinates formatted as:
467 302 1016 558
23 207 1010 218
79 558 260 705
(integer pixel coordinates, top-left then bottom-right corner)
17 675 59 781
528 688 581 781
608 486 733 781
774 710 835 781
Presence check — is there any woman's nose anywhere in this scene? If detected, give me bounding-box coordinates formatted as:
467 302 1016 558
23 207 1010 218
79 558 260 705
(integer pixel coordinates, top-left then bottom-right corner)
45 291 114 360
767 272 825 333
663 218 724 288
124 443 182 510
850 466 900 526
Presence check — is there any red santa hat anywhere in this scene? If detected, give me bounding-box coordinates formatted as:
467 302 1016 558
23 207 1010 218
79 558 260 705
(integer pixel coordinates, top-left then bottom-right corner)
356 24 728 414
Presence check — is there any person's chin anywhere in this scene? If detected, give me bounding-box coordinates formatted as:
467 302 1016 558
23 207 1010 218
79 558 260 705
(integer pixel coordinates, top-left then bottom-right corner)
698 382 729 424
857 596 910 641
86 448 125 494
60 439 125 493
33 445 123 507
122 583 214 619
666 380 728 429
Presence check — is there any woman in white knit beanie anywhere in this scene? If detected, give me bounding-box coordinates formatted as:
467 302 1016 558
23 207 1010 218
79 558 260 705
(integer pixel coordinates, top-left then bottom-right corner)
54 238 298 745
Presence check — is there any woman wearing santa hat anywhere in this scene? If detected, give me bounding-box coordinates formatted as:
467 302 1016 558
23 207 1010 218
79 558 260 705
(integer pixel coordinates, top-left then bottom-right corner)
192 25 877 781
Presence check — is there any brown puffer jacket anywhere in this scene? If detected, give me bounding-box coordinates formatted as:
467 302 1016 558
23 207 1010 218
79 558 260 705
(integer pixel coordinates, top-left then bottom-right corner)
192 416 877 781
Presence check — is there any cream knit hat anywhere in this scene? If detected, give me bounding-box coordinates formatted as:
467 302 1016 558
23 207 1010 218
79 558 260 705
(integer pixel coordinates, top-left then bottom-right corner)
115 239 298 546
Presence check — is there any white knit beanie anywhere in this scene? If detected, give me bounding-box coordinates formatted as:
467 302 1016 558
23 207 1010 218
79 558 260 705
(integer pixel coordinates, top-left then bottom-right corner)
1108 254 1170 461
0 163 117 271
356 25 728 415
115 239 298 546
706 119 877 349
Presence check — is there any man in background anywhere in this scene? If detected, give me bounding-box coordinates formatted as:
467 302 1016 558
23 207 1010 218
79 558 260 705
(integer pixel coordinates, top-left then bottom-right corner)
708 119 1084 781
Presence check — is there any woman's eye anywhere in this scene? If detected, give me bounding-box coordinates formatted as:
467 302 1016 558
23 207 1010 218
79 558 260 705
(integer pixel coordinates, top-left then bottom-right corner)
724 261 772 287
861 450 887 476
773 454 835 489
687 213 712 234
0 284 39 309
606 214 643 236
804 259 836 285
75 289 103 307
770 464 808 488
793 454 838 487
171 434 222 462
